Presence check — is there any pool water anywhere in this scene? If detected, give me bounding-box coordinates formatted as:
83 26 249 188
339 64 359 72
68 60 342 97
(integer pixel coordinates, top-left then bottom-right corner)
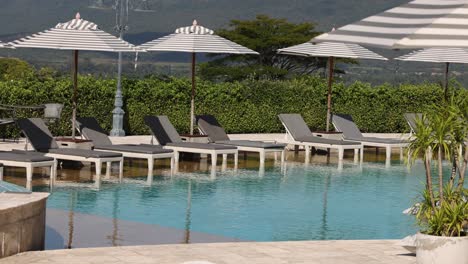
35 159 432 244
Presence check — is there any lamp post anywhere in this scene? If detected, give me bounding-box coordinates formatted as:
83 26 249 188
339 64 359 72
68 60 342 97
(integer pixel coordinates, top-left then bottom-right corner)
110 0 129 136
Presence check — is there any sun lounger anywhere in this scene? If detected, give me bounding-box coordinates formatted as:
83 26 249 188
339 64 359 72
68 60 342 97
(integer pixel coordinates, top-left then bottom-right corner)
332 114 408 160
278 114 362 161
75 117 174 176
16 118 123 186
144 116 238 168
0 151 56 190
403 113 423 136
196 115 287 165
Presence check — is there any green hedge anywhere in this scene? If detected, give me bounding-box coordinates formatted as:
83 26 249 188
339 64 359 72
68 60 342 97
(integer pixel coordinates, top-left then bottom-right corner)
0 75 463 137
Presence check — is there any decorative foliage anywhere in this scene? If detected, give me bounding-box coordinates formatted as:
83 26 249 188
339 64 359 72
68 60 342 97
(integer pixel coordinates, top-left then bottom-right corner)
408 96 468 237
0 75 465 138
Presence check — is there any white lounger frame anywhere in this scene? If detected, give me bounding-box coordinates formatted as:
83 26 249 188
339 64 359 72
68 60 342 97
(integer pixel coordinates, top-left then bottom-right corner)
197 128 286 166
43 153 123 188
0 159 57 190
235 146 285 166
354 141 408 160
162 145 238 171
278 124 363 161
93 148 175 177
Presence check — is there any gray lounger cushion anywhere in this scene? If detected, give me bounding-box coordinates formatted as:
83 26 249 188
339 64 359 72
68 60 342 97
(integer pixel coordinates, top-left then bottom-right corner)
196 115 231 142
350 137 407 144
144 116 236 150
46 148 122 158
404 113 423 133
214 140 286 149
75 117 113 146
197 115 286 149
144 116 183 145
331 114 364 139
333 114 407 144
166 142 236 150
279 114 357 146
295 136 358 145
95 144 173 154
0 152 54 162
16 118 59 151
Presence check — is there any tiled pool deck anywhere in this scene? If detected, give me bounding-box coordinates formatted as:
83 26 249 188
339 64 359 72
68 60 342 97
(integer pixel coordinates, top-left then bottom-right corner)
2 240 415 264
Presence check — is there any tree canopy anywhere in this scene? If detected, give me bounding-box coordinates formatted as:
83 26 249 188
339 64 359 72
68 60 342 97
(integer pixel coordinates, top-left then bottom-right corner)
199 15 328 81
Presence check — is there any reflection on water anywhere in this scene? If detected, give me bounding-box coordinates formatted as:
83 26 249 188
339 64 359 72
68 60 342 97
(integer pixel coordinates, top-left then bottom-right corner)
3 149 424 249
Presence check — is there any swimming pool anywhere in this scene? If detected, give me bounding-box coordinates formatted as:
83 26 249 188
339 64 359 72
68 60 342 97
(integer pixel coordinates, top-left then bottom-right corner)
35 158 433 248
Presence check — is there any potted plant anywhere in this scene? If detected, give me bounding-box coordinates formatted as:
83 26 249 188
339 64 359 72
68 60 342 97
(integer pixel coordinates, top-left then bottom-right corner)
407 95 468 264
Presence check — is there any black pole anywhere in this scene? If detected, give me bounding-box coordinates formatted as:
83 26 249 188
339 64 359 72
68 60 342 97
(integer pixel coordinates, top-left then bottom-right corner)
444 62 449 100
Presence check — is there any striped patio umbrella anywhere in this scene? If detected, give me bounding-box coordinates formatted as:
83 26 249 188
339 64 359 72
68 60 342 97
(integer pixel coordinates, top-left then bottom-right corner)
278 42 387 131
11 13 138 137
139 20 258 135
396 48 468 98
312 0 468 49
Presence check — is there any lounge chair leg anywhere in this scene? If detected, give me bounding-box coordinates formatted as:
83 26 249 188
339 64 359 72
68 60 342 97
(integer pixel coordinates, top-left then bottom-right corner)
95 162 102 182
281 150 285 164
338 148 344 161
106 161 112 179
274 152 278 162
211 153 217 168
0 166 3 181
259 150 265 167
400 147 404 161
305 146 311 163
386 146 392 160
118 159 124 183
170 156 175 176
147 158 154 178
234 152 238 171
222 154 227 164
360 147 364 162
26 164 33 190
174 151 180 164
49 164 54 189
354 148 359 159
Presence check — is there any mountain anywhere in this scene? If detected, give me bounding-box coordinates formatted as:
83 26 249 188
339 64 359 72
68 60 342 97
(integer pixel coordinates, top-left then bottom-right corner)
0 0 408 37
2 0 468 86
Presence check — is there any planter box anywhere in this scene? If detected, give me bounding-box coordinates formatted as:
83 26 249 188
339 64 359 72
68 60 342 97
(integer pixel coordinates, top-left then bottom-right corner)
416 233 468 264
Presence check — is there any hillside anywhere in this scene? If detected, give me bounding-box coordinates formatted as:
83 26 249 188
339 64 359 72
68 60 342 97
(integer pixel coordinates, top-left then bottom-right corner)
0 0 407 37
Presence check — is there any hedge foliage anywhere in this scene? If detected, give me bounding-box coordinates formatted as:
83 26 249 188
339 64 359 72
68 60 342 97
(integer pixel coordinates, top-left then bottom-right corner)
0 75 464 137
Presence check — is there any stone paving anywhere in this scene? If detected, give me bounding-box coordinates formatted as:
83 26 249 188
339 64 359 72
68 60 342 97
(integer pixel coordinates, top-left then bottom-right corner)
0 240 415 264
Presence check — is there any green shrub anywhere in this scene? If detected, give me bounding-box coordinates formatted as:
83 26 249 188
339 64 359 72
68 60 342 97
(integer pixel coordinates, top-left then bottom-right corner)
0 75 464 137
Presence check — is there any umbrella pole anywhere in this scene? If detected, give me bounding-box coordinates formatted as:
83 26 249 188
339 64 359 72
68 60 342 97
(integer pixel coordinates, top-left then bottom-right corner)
190 52 196 135
444 62 449 100
72 50 79 138
326 57 335 132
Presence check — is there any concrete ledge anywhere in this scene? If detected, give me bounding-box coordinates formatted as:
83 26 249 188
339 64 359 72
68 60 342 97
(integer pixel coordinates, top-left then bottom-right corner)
0 192 49 258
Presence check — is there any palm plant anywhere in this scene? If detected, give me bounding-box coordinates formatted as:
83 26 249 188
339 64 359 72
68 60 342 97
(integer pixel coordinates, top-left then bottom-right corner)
408 95 468 237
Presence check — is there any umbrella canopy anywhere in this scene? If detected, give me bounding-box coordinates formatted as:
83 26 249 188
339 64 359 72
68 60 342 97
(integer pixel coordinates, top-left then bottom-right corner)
312 0 468 49
278 42 387 60
11 13 138 138
11 15 137 52
278 42 387 131
396 48 468 64
396 47 468 97
139 20 258 135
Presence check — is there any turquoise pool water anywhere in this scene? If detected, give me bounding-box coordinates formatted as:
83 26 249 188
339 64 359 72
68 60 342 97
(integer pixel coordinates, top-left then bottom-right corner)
36 160 432 243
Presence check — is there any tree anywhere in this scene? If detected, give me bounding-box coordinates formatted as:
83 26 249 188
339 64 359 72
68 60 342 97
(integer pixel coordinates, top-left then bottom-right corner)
0 58 35 81
199 15 329 81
